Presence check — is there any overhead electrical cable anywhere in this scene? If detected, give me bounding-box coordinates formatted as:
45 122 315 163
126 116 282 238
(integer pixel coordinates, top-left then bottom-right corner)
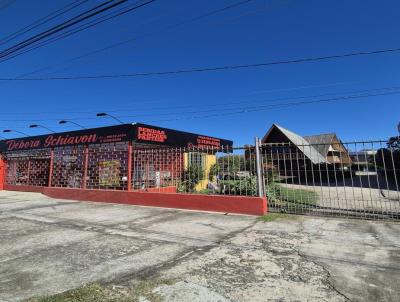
0 0 121 59
0 0 157 64
146 90 400 123
0 0 157 62
85 89 400 119
0 47 399 81
4 0 255 74
0 81 388 116
0 0 89 47
0 88 398 123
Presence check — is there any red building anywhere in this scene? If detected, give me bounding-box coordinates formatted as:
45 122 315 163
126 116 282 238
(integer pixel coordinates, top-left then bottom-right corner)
0 123 232 192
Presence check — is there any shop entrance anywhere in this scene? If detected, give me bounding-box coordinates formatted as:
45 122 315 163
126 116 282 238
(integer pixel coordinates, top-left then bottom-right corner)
6 156 50 187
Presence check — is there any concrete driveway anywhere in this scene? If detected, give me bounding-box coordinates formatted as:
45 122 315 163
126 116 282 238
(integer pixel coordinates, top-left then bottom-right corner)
0 191 399 302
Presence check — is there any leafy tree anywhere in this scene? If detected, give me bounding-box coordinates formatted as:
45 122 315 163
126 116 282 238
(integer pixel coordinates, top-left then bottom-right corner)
375 136 400 186
209 154 255 181
387 136 400 150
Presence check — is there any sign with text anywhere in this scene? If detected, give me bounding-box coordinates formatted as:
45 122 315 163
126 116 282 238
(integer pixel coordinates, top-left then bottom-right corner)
0 123 233 152
0 124 134 153
134 123 233 149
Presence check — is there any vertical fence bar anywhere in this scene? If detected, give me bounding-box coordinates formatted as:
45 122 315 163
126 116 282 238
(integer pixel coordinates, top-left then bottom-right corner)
82 145 89 189
48 148 54 187
127 141 132 191
13 160 17 185
255 137 264 197
27 159 31 186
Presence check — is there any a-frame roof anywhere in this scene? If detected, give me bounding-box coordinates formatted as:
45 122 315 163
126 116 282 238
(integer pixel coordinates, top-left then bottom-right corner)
262 124 327 164
304 133 336 157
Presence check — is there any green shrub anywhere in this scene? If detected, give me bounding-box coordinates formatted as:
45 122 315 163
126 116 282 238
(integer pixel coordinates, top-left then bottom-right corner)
209 155 256 181
177 165 205 193
219 176 258 196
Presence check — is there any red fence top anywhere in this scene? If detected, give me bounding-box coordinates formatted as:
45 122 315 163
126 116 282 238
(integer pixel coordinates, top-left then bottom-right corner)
0 123 233 153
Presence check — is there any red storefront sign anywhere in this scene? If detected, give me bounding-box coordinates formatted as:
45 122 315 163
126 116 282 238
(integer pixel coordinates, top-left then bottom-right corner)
137 127 167 143
0 123 233 153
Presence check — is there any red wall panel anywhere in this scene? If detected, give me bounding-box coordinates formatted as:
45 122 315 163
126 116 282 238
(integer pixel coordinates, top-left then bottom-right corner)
43 187 267 216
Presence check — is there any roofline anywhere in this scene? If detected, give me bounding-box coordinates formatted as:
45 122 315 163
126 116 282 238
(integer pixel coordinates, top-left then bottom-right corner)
261 123 279 143
304 132 337 138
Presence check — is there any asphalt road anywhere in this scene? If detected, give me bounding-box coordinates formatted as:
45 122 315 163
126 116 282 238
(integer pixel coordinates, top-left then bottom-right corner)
0 191 399 301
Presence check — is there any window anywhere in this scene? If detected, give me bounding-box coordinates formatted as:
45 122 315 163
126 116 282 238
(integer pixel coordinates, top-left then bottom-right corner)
188 152 205 167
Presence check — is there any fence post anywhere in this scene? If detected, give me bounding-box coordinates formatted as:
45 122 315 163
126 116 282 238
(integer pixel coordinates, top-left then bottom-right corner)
127 141 132 191
27 159 31 186
48 148 54 187
82 146 89 189
255 137 264 197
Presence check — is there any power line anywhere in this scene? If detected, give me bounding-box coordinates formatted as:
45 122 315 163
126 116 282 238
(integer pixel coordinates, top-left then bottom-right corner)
85 84 400 114
0 0 15 11
0 0 147 62
0 87 397 123
1 47 399 81
146 90 400 123
0 0 158 64
4 0 256 75
0 0 119 60
0 79 378 116
91 89 400 119
0 0 88 47
205 0 291 28
0 84 394 117
54 85 400 119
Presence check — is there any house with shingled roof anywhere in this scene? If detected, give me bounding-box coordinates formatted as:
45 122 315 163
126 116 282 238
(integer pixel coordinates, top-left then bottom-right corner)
261 124 352 167
304 133 352 165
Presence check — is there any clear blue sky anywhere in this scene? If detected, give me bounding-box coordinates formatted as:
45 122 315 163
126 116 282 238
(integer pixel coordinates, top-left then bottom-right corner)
0 0 399 145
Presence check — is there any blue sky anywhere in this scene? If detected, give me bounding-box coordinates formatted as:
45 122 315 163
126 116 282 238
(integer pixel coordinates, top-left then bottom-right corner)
0 0 399 145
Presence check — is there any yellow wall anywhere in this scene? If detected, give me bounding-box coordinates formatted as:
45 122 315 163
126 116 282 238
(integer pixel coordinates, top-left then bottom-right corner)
184 152 216 191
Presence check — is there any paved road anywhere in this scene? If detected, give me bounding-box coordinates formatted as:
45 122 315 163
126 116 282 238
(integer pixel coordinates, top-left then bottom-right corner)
0 191 399 301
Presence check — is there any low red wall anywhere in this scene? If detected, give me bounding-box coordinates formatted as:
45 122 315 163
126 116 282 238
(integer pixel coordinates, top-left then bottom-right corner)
134 186 177 193
43 187 267 216
4 184 45 193
3 184 177 194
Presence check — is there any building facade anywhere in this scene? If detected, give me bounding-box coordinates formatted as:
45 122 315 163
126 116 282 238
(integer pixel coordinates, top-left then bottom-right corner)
0 123 232 192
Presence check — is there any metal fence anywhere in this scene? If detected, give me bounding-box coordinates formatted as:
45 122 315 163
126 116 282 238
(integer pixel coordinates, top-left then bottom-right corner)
2 139 400 220
129 140 400 220
258 140 400 220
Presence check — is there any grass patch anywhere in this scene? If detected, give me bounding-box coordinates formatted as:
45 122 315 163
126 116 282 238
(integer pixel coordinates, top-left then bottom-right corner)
26 284 119 302
267 184 318 206
26 280 174 302
258 212 288 222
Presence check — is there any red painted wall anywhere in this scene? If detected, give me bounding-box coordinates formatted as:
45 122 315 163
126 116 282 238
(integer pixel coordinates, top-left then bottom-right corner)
135 186 177 193
4 184 45 193
43 187 267 216
2 184 267 215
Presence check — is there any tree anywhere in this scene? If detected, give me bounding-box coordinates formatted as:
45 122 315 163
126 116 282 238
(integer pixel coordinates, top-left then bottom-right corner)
387 136 400 150
375 136 400 187
209 154 255 181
